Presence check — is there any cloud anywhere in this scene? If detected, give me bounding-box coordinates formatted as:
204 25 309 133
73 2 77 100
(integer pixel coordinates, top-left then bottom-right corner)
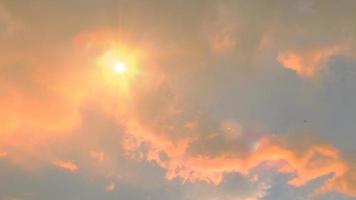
315 163 356 197
122 119 356 197
0 27 351 197
0 49 93 169
277 45 349 77
0 1 356 199
53 160 78 173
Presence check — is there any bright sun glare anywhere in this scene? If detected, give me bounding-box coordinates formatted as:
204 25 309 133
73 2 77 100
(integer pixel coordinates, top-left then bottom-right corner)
114 62 127 74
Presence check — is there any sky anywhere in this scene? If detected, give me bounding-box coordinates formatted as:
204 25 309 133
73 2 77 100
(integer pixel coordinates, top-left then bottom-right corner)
0 0 356 200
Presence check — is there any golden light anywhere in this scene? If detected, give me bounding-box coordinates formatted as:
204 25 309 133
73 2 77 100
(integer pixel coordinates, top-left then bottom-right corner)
113 62 127 74
96 46 143 94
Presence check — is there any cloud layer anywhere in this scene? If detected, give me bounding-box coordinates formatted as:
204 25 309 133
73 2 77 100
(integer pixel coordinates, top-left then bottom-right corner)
1 1 356 199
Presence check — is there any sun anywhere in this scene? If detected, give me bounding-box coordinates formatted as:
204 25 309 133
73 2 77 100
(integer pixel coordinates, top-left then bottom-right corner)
96 47 142 90
113 62 127 74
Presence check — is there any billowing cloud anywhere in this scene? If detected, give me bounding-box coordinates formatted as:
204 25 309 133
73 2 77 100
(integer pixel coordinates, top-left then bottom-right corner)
122 118 356 197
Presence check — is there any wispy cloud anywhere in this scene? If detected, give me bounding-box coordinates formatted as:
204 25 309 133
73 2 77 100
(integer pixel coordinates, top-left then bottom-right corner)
53 160 78 173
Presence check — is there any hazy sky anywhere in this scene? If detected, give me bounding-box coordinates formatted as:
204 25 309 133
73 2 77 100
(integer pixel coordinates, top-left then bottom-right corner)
0 0 356 200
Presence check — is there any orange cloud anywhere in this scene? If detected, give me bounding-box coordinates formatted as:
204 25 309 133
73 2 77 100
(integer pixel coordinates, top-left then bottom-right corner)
315 163 356 196
122 122 356 197
1 27 355 199
0 52 94 170
53 160 78 172
0 46 97 137
0 28 149 168
277 45 347 77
